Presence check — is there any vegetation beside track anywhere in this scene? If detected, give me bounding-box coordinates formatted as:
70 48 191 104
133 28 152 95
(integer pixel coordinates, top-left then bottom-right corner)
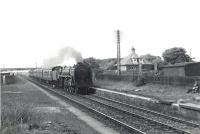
1 76 86 134
93 79 200 104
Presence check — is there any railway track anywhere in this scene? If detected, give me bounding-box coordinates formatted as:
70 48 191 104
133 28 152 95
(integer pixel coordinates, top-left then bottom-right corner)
28 78 199 134
83 94 200 134
90 94 200 127
78 95 199 134
28 78 145 134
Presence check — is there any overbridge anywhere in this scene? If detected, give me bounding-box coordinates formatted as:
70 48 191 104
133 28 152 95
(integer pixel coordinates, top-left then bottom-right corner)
0 67 37 72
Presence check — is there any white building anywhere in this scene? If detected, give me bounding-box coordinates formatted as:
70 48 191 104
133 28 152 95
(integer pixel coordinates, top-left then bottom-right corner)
120 47 152 71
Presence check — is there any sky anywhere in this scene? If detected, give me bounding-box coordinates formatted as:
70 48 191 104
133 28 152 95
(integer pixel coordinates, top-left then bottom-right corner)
1 0 200 68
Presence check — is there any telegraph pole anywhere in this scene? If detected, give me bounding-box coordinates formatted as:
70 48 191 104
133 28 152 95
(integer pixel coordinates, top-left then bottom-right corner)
117 30 121 75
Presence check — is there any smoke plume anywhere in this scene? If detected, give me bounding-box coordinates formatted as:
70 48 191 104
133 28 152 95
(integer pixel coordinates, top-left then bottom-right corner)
43 46 83 67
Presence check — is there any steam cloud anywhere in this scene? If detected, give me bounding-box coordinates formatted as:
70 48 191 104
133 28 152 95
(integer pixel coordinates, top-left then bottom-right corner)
43 46 83 67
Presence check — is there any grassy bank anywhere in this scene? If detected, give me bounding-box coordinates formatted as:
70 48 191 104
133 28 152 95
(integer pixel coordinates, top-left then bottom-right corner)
1 98 40 133
1 76 80 134
94 79 200 103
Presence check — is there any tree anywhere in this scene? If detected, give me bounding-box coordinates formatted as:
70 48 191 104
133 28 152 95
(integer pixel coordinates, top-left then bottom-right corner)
83 57 100 70
162 47 191 64
98 58 117 70
141 54 162 64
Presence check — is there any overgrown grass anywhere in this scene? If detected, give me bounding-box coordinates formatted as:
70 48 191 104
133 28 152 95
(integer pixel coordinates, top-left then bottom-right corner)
1 76 80 134
1 96 79 134
93 79 198 103
1 95 42 134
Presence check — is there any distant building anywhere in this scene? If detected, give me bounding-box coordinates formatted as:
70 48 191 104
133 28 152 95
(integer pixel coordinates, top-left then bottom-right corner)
120 47 153 71
160 62 200 77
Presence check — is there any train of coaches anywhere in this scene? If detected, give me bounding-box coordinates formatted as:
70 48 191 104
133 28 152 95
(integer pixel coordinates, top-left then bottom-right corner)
29 62 94 94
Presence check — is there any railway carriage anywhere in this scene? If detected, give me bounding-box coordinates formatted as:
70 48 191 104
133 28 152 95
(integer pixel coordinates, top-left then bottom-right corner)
42 69 53 82
35 69 43 80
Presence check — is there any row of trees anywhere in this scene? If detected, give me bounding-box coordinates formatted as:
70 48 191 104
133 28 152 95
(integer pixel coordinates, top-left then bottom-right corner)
84 47 193 70
141 47 192 64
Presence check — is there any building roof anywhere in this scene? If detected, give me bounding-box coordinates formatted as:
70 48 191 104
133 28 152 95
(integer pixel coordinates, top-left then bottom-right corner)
121 53 138 65
121 47 151 65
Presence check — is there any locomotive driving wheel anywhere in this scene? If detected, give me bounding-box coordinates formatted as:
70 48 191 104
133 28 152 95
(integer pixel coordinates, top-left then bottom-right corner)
74 87 79 94
64 76 74 93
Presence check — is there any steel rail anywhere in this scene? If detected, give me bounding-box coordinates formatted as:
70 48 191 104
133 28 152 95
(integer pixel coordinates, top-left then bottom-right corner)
91 92 200 128
81 95 193 134
28 78 145 134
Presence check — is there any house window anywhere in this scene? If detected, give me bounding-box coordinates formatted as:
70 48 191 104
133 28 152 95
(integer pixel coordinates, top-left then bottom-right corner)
129 66 137 70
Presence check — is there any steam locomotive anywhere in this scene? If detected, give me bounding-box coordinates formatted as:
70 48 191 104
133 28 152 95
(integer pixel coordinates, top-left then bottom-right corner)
29 62 93 94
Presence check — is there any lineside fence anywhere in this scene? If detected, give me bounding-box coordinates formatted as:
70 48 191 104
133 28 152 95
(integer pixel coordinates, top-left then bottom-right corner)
96 72 200 86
